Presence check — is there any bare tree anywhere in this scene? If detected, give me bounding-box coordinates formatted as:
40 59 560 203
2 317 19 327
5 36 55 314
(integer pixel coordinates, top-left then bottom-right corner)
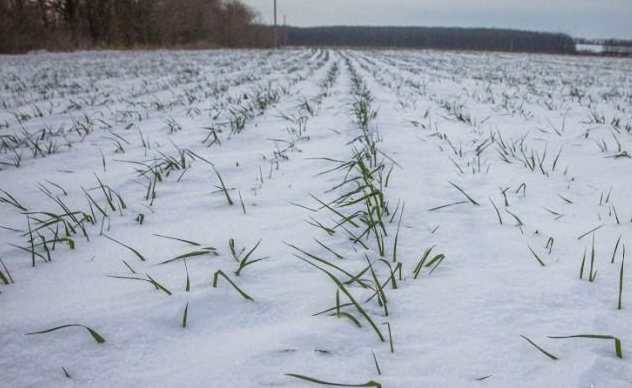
0 0 267 53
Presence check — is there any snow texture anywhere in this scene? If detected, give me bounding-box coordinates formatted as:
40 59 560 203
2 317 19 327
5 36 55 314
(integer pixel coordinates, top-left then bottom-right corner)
0 49 631 387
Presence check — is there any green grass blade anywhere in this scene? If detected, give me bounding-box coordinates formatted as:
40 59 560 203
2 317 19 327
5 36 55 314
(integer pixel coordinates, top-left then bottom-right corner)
520 335 558 360
383 322 394 353
332 311 362 327
577 224 605 240
448 181 479 206
184 259 190 292
371 349 381 375
489 198 503 224
104 235 146 261
325 270 384 342
285 374 381 388
159 249 217 265
428 201 468 212
548 334 623 359
619 255 625 310
611 234 622 264
528 246 546 267
314 238 345 260
146 274 172 295
212 270 253 301
152 233 201 246
213 167 233 206
182 302 189 328
26 324 105 344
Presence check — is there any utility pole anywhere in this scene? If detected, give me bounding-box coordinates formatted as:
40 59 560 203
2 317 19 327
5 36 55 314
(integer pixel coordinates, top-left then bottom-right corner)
273 0 278 48
283 15 287 46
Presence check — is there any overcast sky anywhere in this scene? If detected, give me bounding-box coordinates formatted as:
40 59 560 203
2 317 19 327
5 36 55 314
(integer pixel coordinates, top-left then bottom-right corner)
240 0 631 39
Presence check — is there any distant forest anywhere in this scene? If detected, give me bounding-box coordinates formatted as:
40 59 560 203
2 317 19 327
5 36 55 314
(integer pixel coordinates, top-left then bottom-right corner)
283 26 577 54
0 2 580 54
0 0 270 53
577 38 632 48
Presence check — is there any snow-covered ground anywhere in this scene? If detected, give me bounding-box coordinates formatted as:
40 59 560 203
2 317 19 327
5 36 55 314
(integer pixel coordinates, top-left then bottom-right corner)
576 44 606 54
1 49 631 388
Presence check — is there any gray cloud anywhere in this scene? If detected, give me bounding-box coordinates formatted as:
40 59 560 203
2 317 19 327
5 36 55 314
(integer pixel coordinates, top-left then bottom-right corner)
241 0 632 39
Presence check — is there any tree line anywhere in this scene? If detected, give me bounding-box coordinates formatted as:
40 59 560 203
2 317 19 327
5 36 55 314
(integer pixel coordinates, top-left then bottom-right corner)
283 26 577 54
0 3 581 55
577 38 632 48
0 0 272 53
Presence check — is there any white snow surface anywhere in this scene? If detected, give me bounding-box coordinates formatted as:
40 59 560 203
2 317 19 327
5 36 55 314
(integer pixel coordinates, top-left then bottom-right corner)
0 49 631 387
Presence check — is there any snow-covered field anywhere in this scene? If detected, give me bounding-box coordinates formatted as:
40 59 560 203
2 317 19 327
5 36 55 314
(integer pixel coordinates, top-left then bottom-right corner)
1 49 631 387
